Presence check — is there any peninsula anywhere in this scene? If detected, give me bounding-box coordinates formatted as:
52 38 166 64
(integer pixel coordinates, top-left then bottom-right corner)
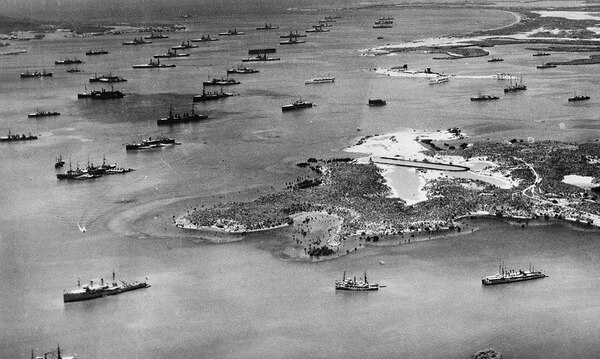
178 129 600 260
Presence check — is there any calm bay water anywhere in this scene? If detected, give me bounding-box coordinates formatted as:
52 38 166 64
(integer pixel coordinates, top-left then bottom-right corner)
1 7 600 359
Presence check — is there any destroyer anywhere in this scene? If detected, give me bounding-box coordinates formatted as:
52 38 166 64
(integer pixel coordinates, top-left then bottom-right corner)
470 94 499 101
85 49 108 55
218 28 245 36
154 48 190 58
89 73 127 83
77 87 124 99
63 271 150 303
55 58 83 65
335 271 379 291
203 77 240 86
481 263 546 285
172 41 199 50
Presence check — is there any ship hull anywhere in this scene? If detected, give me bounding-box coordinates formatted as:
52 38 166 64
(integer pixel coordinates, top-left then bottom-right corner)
482 273 546 285
63 282 149 303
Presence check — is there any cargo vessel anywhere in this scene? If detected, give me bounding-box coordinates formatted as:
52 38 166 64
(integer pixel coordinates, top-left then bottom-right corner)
63 271 150 302
481 263 546 285
335 271 379 291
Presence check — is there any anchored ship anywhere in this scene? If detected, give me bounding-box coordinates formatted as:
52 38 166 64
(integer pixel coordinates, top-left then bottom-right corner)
193 88 236 102
218 28 245 36
256 23 279 30
0 129 38 142
335 271 379 291
21 70 52 78
280 30 306 38
305 76 335 84
203 77 240 86
89 73 127 83
122 37 152 45
227 64 259 74
470 94 499 101
568 92 590 102
145 32 169 39
28 110 60 118
86 49 109 55
55 58 83 65
282 99 313 111
481 263 547 285
63 271 150 302
172 41 199 50
504 76 527 93
77 87 125 99
154 48 190 58
536 63 557 69
191 34 219 42
368 99 386 106
125 136 176 150
132 58 176 68
157 105 208 125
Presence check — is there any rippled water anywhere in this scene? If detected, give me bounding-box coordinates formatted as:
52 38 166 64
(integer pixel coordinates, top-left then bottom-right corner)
1 7 599 359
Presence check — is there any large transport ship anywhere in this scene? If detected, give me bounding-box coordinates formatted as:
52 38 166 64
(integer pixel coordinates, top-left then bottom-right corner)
63 271 150 302
481 263 547 285
335 271 379 291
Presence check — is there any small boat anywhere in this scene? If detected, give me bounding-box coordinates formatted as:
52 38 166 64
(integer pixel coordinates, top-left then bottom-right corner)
55 154 65 168
335 271 379 291
28 110 61 117
0 129 38 142
218 28 245 36
368 99 386 106
191 34 219 42
122 37 152 45
374 19 393 25
171 41 199 50
533 52 550 57
536 63 557 69
154 48 190 58
470 94 499 101
280 31 307 38
55 58 83 65
157 105 208 125
20 70 53 78
256 23 279 30
132 58 176 69
282 99 313 111
280 38 305 45
493 72 511 80
305 77 335 84
193 88 236 102
85 49 108 55
429 74 450 85
568 92 590 102
66 66 82 73
482 263 546 285
203 77 241 86
145 32 169 39
487 57 503 62
227 64 259 74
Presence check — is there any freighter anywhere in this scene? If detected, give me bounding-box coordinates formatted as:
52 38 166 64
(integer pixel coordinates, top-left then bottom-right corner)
335 271 379 291
157 105 208 125
481 263 546 285
63 271 150 302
